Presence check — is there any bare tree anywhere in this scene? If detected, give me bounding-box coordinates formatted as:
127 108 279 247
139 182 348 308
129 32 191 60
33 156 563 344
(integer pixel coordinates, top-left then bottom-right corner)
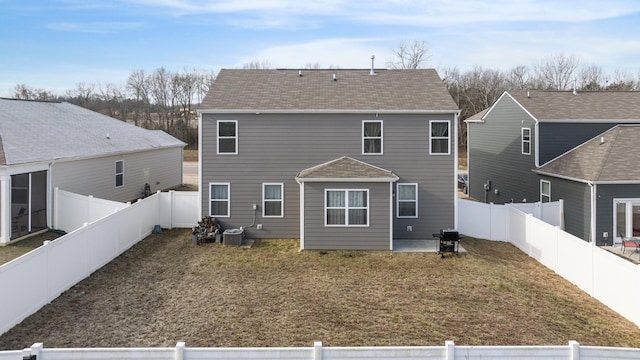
533 53 580 90
605 69 636 90
126 69 152 127
505 65 532 90
242 59 273 69
387 39 431 69
578 64 605 90
12 84 56 100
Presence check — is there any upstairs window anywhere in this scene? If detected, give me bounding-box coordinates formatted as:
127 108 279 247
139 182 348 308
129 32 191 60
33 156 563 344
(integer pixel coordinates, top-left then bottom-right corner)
217 120 237 154
397 183 418 218
325 189 369 226
115 160 124 188
430 120 450 155
522 128 531 155
540 180 551 203
263 183 284 217
362 120 383 154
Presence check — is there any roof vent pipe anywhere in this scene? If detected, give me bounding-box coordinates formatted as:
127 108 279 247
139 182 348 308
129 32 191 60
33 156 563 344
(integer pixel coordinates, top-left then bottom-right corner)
370 55 376 75
573 78 578 95
333 73 336 81
527 90 530 98
600 136 605 144
298 70 302 77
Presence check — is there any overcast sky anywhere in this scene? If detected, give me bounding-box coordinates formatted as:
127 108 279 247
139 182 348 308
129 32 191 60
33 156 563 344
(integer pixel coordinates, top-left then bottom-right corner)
1 0 640 95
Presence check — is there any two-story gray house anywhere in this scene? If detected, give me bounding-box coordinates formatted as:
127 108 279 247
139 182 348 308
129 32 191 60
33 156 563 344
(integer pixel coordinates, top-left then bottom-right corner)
467 90 640 245
197 69 460 250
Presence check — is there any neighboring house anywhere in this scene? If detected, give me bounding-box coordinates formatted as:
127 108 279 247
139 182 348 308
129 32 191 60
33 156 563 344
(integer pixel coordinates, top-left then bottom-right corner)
0 98 185 244
197 68 460 250
466 90 640 245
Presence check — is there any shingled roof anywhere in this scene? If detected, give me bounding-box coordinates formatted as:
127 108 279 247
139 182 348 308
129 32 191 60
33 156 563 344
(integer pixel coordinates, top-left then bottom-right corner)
506 90 640 122
199 69 458 112
535 125 640 182
0 98 185 166
296 157 398 182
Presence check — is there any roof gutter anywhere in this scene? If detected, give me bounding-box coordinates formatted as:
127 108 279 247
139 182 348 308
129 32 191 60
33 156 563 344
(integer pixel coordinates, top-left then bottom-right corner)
198 109 460 115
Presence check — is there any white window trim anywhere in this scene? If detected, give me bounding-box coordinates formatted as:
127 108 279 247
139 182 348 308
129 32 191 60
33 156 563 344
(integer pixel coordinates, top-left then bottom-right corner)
209 182 230 217
396 183 418 218
362 120 383 155
324 189 369 227
522 127 531 155
429 120 450 155
217 120 238 155
115 160 124 188
540 180 551 203
262 183 284 218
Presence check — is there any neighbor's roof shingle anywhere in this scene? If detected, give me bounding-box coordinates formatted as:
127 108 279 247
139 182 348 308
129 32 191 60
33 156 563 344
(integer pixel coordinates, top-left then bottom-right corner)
535 125 640 182
508 90 640 121
200 69 458 111
0 98 185 165
296 156 398 181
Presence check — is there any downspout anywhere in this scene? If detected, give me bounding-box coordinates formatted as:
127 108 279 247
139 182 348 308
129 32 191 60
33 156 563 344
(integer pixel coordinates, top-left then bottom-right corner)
197 112 203 219
534 121 540 168
48 161 55 231
295 176 305 250
589 182 596 245
454 111 460 230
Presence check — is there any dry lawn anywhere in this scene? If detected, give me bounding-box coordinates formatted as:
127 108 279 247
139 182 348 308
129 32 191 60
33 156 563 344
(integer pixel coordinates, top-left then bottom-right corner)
1 228 640 350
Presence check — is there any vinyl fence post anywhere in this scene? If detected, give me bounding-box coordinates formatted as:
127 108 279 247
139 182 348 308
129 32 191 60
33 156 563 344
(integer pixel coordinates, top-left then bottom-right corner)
569 340 579 360
22 343 42 360
313 341 322 360
445 340 455 360
175 341 185 360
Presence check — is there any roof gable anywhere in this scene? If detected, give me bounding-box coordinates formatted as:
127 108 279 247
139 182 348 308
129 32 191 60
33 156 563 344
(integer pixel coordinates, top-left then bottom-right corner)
536 125 640 182
296 156 398 182
0 98 185 165
199 69 458 112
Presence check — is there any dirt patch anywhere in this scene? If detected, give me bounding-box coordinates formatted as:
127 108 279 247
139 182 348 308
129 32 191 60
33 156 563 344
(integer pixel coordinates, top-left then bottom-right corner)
1 229 640 350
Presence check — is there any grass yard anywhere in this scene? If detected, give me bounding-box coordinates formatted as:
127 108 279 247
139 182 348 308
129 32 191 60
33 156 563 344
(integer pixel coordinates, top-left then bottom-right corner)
1 228 640 350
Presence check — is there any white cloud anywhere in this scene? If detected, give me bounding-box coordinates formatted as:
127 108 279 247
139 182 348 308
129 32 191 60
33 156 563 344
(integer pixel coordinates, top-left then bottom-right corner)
46 21 144 33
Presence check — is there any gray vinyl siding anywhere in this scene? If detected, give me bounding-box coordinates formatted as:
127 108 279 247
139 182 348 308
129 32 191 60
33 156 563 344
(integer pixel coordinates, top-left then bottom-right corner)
52 147 183 203
302 182 390 250
468 95 539 204
540 176 591 242
201 113 456 241
595 184 640 246
538 123 616 164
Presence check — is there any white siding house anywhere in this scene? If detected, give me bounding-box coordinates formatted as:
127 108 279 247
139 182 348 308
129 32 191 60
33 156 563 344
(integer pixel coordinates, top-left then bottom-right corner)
0 98 185 244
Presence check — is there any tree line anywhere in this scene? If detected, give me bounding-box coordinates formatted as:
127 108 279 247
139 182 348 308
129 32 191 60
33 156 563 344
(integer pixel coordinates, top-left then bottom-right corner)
9 42 640 150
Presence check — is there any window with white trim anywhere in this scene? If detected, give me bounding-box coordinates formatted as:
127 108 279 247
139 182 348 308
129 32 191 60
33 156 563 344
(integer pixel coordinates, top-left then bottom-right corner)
217 120 237 154
397 183 418 218
263 183 283 217
362 120 383 154
540 180 551 203
325 189 369 226
522 128 531 155
115 160 124 188
430 120 450 155
210 183 230 217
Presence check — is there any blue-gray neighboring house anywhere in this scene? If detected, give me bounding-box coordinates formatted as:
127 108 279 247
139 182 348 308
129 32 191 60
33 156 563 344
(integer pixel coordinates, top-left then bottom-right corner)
467 90 640 245
197 68 460 250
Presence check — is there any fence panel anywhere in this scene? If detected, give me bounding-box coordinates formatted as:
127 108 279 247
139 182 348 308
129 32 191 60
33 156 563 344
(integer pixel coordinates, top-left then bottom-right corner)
54 188 128 232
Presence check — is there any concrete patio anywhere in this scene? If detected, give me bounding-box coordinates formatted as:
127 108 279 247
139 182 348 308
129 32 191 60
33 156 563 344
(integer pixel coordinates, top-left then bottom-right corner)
601 243 640 264
393 239 468 256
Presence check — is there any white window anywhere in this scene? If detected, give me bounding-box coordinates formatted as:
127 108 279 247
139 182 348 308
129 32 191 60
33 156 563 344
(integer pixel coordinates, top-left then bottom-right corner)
540 180 551 203
430 120 450 155
115 160 124 188
397 183 418 218
263 183 283 217
522 128 531 155
362 120 383 154
217 120 237 154
615 199 640 242
210 183 230 217
325 189 369 226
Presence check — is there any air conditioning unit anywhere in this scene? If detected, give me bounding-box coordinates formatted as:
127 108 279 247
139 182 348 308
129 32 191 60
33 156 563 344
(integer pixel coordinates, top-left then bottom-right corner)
223 228 244 246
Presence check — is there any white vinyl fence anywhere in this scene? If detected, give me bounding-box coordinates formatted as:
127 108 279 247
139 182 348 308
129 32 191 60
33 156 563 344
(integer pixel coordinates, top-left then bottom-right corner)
0 189 199 337
458 198 640 329
2 340 639 360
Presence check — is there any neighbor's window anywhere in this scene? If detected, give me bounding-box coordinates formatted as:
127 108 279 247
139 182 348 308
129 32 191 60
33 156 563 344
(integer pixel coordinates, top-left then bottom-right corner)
210 183 230 217
217 120 237 154
397 183 418 218
115 160 124 188
430 120 450 155
540 180 551 203
263 183 283 217
363 120 383 154
522 128 531 155
325 189 369 226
